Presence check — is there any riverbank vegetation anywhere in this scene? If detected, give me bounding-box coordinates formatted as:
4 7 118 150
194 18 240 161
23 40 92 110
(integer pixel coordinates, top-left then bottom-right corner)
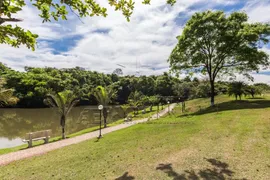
1 63 270 108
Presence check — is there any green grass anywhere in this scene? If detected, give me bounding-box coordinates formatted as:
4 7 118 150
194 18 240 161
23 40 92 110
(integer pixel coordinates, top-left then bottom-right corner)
1 96 270 179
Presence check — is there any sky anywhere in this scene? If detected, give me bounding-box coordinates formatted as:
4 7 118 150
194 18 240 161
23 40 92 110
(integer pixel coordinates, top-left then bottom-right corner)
0 0 270 83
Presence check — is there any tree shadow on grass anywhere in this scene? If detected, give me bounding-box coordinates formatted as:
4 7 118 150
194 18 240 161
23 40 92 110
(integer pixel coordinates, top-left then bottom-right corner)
115 172 135 180
179 100 270 117
245 97 265 100
156 158 247 180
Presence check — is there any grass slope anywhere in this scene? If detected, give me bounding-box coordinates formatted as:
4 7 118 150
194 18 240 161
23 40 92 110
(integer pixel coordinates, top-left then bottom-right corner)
0 96 270 179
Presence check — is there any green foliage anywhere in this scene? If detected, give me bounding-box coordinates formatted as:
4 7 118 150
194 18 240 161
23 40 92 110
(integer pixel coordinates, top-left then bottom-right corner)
228 82 246 100
196 82 211 98
128 91 143 116
120 104 130 118
173 82 195 100
0 0 175 49
169 10 270 105
0 25 38 50
92 86 116 106
254 83 270 92
92 85 117 127
44 90 79 139
0 78 18 107
245 85 262 98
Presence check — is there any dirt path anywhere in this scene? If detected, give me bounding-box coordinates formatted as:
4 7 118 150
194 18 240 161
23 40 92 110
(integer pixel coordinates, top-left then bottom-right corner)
0 104 176 166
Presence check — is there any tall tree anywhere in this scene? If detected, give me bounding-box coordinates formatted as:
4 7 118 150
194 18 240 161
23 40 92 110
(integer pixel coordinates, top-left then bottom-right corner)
0 0 176 49
169 11 270 106
93 86 116 128
44 90 79 139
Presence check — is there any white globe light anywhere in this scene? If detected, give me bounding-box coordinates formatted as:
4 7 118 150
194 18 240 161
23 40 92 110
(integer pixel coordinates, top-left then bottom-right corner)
98 105 104 110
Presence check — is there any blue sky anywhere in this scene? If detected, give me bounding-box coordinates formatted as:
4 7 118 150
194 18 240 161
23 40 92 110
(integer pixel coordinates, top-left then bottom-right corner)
0 0 270 83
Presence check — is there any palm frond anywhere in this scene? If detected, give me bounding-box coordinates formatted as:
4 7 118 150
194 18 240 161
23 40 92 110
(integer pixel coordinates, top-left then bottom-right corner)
93 86 116 106
66 98 80 116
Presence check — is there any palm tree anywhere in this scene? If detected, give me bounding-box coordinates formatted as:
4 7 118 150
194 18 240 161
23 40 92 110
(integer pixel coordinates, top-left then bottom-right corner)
120 104 130 118
44 90 80 139
228 81 246 100
93 86 116 128
0 78 18 107
128 91 142 116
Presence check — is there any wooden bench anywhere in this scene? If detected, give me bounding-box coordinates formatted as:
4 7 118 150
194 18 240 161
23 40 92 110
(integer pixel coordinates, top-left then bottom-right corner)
22 130 52 148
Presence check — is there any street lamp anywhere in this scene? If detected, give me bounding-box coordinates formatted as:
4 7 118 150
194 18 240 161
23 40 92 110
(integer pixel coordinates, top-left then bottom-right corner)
98 105 103 139
167 101 170 112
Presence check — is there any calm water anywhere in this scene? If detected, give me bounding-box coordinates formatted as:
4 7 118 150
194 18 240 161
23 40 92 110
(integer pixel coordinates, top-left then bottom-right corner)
0 106 125 149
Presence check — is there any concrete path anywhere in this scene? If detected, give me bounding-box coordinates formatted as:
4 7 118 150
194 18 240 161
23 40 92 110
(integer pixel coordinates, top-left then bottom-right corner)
0 104 176 166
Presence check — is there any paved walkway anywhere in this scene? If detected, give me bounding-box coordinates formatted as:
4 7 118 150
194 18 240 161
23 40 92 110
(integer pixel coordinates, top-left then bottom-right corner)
0 104 176 166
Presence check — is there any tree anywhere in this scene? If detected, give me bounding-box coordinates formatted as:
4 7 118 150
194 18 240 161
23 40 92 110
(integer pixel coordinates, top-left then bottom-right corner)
0 78 18 106
196 83 211 98
93 86 116 128
44 90 79 139
113 68 123 76
120 104 130 118
169 11 270 106
254 83 270 92
148 96 160 111
245 85 262 98
128 91 142 116
155 72 174 96
228 81 246 100
173 82 195 101
0 0 176 50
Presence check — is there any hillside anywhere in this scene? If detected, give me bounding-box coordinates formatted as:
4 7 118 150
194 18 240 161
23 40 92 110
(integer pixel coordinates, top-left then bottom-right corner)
0 95 270 179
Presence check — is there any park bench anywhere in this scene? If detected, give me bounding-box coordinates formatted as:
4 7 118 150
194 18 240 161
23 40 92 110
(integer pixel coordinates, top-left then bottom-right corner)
22 129 52 148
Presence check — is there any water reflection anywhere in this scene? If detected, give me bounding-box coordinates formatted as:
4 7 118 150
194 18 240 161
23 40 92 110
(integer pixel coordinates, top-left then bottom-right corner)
0 106 124 148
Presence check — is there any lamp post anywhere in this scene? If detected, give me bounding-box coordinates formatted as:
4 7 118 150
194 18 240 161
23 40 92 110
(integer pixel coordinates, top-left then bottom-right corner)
167 101 170 113
98 105 103 139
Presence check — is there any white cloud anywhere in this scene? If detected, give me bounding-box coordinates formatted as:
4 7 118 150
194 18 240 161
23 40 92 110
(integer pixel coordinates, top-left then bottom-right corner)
244 0 270 23
0 0 269 84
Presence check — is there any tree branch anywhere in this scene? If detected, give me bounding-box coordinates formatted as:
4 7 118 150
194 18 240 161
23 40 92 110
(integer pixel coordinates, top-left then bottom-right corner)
0 17 22 25
68 5 84 24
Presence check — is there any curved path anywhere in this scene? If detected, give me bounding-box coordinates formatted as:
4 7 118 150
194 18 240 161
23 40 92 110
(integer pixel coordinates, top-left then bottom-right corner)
0 104 176 166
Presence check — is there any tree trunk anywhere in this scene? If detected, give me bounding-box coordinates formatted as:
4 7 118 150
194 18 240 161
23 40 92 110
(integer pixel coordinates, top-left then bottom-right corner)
103 108 108 128
62 126 65 139
150 105 153 112
210 80 215 106
60 115 66 139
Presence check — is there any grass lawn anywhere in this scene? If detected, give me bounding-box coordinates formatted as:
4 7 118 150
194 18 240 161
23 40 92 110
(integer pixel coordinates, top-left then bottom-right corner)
0 96 270 179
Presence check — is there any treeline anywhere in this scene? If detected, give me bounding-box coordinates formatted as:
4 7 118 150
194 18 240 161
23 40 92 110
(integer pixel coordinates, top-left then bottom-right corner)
1 63 270 108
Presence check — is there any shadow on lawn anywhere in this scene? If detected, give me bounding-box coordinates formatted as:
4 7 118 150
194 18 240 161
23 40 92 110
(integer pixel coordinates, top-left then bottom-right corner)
156 158 247 180
115 172 135 180
180 100 270 117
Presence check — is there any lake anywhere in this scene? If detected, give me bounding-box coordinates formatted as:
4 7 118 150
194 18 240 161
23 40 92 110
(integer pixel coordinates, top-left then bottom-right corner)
0 106 125 149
